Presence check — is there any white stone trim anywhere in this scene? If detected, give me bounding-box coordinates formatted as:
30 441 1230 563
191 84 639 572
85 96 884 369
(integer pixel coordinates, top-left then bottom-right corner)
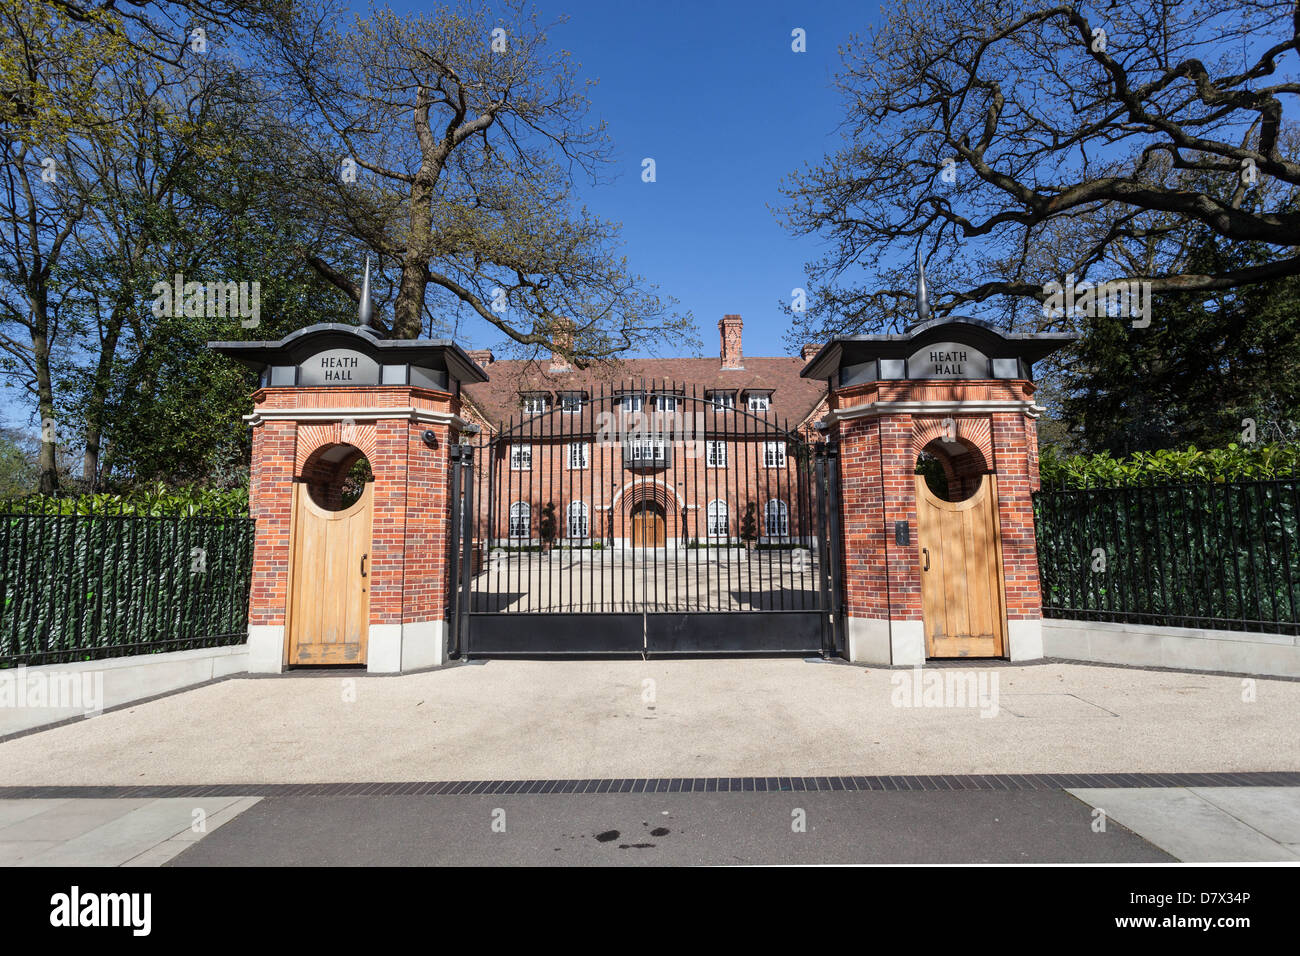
1042 618 1300 677
825 398 1044 425
247 625 285 674
367 621 447 673
243 407 471 429
889 620 926 666
846 617 928 665
0 645 250 737
847 617 891 664
1007 618 1044 661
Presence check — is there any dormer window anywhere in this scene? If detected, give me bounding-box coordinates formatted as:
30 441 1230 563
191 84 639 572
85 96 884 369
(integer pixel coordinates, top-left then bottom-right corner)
657 395 678 413
707 391 735 409
620 394 644 413
629 438 666 462
747 394 771 413
560 392 585 413
521 394 549 414
625 437 670 468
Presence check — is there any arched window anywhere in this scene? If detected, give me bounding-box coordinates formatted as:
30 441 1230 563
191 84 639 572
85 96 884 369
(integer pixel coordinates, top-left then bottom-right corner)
707 499 728 537
567 500 589 538
509 502 530 539
765 499 789 537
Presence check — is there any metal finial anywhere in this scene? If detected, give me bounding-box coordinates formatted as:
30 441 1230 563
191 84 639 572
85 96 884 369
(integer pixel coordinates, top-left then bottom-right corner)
915 247 931 325
358 255 373 327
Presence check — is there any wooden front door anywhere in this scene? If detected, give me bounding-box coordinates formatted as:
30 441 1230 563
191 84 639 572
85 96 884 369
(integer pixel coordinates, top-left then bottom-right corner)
631 501 666 547
914 473 1007 658
286 481 373 665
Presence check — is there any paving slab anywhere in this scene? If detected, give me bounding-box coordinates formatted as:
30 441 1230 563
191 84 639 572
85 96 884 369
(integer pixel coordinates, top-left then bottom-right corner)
1066 787 1300 862
1 797 261 867
1188 786 1300 844
0 660 1295 784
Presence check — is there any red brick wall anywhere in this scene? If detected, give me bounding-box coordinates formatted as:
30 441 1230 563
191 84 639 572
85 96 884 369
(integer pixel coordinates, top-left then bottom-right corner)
990 410 1043 620
830 378 1045 633
249 420 296 627
246 385 461 636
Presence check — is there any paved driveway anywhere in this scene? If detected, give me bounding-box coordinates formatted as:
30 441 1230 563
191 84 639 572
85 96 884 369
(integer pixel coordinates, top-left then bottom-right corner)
0 659 1295 785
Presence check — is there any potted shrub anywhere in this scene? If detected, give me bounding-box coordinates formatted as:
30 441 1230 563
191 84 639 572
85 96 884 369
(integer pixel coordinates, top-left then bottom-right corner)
740 501 758 551
539 502 557 553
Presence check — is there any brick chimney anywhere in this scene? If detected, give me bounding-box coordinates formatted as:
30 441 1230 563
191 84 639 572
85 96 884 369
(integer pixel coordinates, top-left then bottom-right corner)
466 349 494 369
800 342 822 363
718 314 743 369
548 317 574 373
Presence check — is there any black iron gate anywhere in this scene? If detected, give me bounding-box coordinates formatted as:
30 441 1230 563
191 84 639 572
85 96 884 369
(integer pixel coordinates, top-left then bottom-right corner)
449 381 844 658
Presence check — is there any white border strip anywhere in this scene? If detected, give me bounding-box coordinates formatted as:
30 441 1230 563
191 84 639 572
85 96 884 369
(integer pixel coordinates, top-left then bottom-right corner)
243 407 470 428
826 399 1045 423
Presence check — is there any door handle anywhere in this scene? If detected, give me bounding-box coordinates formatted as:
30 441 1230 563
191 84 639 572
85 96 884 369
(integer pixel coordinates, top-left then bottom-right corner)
922 547 930 572
360 553 368 577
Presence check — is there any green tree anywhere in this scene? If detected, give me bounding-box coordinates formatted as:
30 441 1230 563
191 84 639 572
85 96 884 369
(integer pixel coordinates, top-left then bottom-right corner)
0 428 37 497
1057 221 1300 454
269 0 693 359
778 0 1300 339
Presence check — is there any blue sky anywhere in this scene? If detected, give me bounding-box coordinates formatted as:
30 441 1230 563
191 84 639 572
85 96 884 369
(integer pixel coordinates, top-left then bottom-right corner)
388 0 878 357
2 1 873 433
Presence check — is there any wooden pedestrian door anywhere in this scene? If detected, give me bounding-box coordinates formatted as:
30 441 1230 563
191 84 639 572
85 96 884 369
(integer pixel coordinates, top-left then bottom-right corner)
286 482 373 666
914 473 1007 658
631 501 666 548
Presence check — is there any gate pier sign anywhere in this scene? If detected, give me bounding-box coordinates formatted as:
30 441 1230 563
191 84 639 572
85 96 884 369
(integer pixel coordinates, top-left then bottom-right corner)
209 323 487 674
802 316 1073 667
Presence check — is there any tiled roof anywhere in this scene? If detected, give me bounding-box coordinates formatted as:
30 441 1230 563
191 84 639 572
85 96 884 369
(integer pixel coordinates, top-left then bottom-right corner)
461 357 830 432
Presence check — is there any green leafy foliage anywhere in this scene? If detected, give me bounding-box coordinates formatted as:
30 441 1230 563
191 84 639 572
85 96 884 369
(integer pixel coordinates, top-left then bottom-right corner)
1 505 255 666
1035 480 1299 633
1053 217 1300 455
1039 443 1300 488
3 482 248 516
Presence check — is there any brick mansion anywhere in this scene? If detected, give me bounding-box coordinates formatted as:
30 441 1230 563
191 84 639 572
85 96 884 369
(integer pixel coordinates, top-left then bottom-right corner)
457 315 830 548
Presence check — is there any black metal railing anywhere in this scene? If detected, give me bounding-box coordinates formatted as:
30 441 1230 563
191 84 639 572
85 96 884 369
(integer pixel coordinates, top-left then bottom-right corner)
0 499 255 667
1034 479 1300 635
453 379 843 657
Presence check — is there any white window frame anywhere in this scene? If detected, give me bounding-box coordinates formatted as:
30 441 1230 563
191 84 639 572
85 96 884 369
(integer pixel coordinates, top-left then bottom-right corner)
620 394 644 413
630 438 665 462
567 500 589 539
568 441 589 469
765 499 789 537
706 440 727 467
560 393 584 413
510 444 532 471
509 502 531 538
708 391 735 409
657 395 678 413
707 499 728 537
748 394 771 413
521 395 548 415
764 441 787 468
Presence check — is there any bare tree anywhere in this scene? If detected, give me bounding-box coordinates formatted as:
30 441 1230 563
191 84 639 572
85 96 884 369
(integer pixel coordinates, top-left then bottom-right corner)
268 0 693 362
779 0 1300 335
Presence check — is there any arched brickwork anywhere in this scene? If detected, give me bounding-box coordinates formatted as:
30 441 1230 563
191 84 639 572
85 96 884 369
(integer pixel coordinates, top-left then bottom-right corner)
910 415 992 465
294 421 379 475
611 477 685 543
